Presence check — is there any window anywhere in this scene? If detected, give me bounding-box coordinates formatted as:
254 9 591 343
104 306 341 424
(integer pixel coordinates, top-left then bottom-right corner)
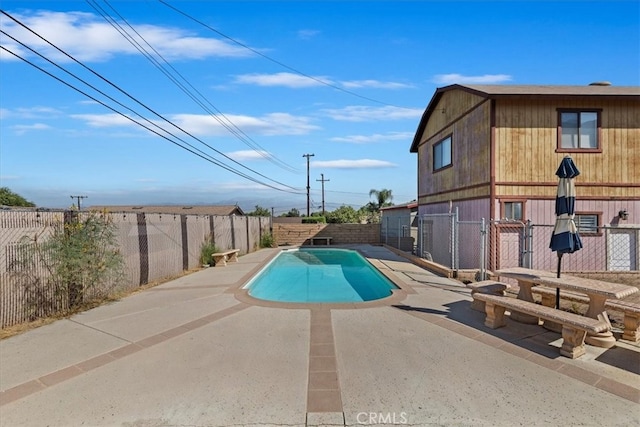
558 110 600 150
503 201 524 221
433 135 452 171
575 213 599 234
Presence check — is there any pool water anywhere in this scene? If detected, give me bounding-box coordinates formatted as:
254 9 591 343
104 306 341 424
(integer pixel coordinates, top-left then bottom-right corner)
245 248 398 303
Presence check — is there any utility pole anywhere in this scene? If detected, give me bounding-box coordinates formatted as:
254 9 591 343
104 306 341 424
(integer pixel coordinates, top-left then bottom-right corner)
316 173 329 216
302 153 315 217
70 195 88 210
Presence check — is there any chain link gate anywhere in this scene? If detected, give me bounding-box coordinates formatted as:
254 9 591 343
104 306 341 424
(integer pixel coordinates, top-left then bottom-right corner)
417 208 485 277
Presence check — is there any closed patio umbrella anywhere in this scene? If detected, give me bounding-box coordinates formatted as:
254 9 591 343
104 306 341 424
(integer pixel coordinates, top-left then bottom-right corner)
549 155 582 308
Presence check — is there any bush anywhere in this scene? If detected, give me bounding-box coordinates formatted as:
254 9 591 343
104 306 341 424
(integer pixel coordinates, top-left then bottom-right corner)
199 241 219 266
302 216 326 224
11 210 125 317
260 232 275 248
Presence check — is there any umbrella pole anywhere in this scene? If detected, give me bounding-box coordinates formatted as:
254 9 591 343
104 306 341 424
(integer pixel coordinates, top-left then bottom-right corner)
556 253 562 309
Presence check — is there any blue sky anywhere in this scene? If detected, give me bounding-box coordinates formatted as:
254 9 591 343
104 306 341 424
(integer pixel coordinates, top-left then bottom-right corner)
1 1 638 214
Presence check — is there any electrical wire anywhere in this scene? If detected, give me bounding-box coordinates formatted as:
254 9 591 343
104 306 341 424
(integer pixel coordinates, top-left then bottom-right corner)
89 0 298 173
0 44 303 194
0 9 303 193
158 0 415 110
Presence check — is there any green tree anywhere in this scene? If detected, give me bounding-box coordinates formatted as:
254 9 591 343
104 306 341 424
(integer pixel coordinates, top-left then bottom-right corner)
367 188 393 212
283 208 300 217
0 187 35 207
326 205 361 224
247 205 271 217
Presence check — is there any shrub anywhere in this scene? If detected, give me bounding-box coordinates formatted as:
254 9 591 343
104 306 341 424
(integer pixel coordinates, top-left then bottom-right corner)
199 240 219 266
10 210 125 318
260 232 275 248
302 216 326 224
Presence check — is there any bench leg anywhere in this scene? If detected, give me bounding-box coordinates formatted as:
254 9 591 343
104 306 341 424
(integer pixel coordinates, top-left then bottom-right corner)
540 293 555 308
560 326 587 359
622 313 640 342
470 296 486 313
214 255 228 267
484 302 506 329
470 288 506 313
228 252 239 263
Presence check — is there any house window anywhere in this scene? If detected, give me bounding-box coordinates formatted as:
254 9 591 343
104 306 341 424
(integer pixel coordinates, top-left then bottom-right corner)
503 201 524 221
575 213 599 234
558 110 600 150
433 135 452 171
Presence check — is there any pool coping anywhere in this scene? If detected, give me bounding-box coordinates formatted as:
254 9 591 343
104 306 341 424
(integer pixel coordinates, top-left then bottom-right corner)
229 245 415 310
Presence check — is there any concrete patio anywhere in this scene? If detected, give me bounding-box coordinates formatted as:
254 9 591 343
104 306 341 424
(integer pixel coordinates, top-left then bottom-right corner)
0 245 638 426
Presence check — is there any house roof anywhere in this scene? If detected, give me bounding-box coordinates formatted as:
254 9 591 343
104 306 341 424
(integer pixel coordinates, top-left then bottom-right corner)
409 83 640 152
88 205 245 216
380 201 418 211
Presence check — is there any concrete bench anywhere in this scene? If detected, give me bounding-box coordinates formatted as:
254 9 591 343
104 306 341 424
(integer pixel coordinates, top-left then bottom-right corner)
309 236 332 246
474 293 610 359
531 286 640 342
466 280 510 312
211 249 239 267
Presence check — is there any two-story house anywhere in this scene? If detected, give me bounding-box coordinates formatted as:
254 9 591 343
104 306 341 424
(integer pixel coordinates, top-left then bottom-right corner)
410 83 640 271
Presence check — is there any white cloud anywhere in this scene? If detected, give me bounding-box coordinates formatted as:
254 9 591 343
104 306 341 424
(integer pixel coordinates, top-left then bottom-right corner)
311 159 397 169
341 80 414 89
321 105 423 122
70 111 319 136
11 123 51 135
330 131 414 144
1 106 63 119
234 72 331 88
234 73 412 90
215 181 280 191
0 175 20 181
171 112 319 136
226 150 271 161
432 73 513 85
71 113 133 127
297 29 320 39
0 10 252 62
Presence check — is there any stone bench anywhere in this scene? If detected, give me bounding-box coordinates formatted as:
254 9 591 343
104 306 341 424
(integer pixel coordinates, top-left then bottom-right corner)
466 280 510 312
531 286 640 342
309 236 333 246
211 249 240 267
474 293 610 359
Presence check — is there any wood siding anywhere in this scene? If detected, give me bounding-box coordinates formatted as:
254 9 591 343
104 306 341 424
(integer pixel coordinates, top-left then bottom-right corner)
416 88 639 217
494 98 640 200
417 90 492 205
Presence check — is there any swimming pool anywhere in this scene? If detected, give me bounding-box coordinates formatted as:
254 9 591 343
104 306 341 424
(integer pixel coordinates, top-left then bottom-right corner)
244 248 398 303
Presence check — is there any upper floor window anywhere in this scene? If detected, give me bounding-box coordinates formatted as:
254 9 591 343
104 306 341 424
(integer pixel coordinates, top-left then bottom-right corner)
558 110 600 150
433 135 452 171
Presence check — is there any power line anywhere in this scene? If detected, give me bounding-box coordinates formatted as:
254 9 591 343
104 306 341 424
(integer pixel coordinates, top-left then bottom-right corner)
0 43 302 194
0 9 304 194
316 173 329 215
303 153 314 217
87 0 298 173
70 195 88 210
158 0 415 110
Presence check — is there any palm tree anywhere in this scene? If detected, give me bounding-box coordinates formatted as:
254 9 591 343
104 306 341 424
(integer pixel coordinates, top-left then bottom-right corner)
367 188 393 212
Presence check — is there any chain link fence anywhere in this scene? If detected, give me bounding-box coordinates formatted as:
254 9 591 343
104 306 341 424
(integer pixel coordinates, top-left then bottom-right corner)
386 210 639 279
380 214 417 253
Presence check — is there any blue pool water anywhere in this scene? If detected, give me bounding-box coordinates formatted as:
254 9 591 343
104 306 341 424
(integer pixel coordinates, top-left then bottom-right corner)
245 248 398 303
